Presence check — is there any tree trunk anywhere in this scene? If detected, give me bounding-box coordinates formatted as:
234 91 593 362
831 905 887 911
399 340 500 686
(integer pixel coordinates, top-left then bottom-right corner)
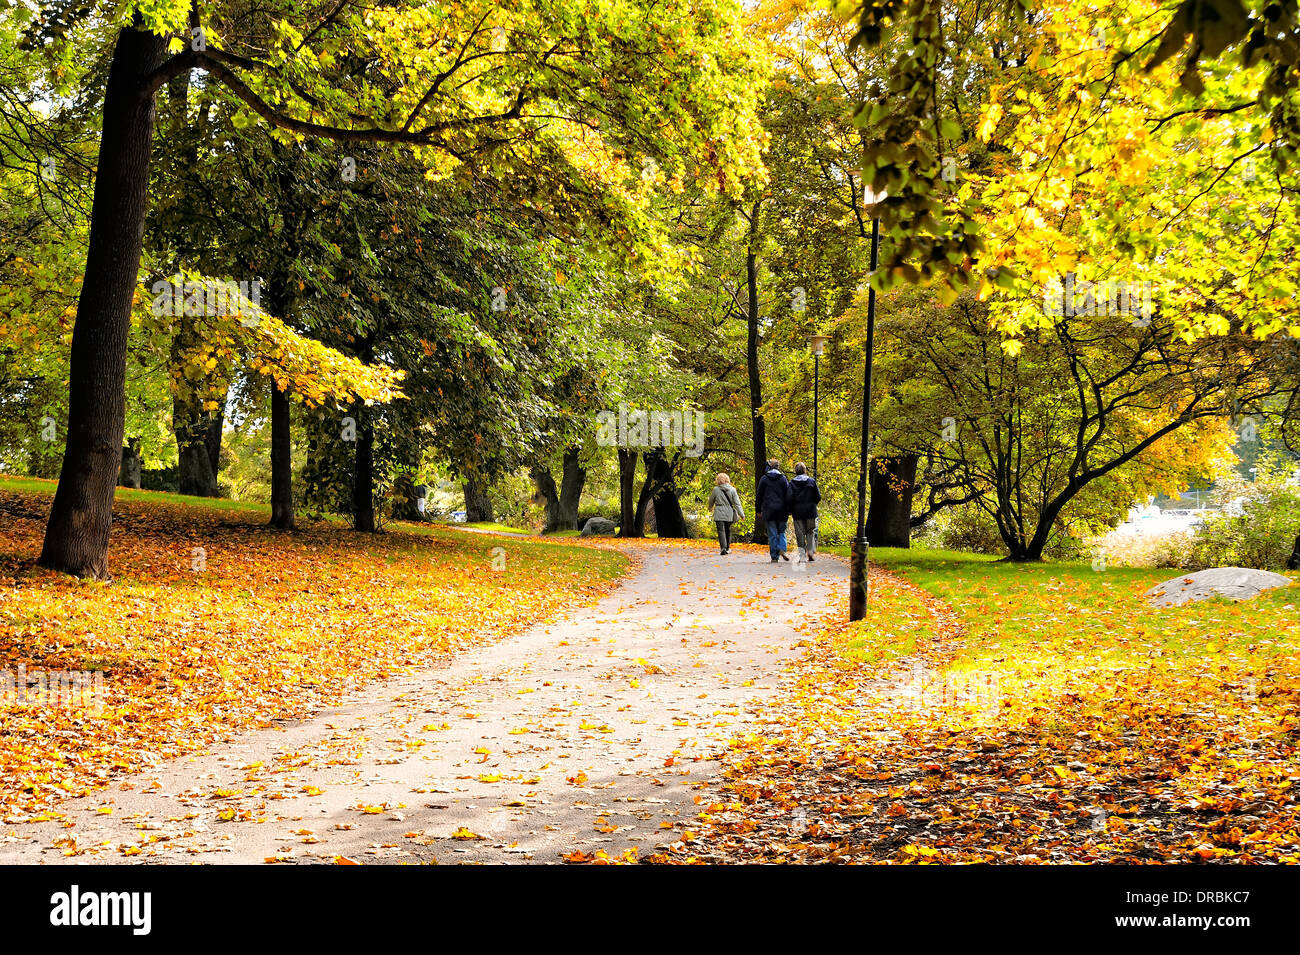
634 449 687 537
652 485 688 538
269 382 296 529
171 312 225 497
352 404 375 532
204 403 223 488
175 395 224 497
1019 495 1069 561
1287 535 1300 570
164 66 227 499
390 473 421 521
744 200 767 546
531 464 561 532
633 456 660 536
39 23 170 579
617 448 639 537
464 477 493 523
118 438 142 489
866 454 918 548
557 446 586 530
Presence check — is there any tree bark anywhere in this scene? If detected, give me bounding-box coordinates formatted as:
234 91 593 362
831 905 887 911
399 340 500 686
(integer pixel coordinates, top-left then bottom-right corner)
464 476 494 523
352 404 376 532
744 200 767 545
652 486 687 538
634 449 687 537
557 445 586 530
1287 535 1300 570
174 390 224 497
170 313 225 497
617 448 639 537
866 454 918 548
634 474 654 536
531 464 561 532
269 382 296 529
39 23 170 579
204 403 223 486
118 438 142 489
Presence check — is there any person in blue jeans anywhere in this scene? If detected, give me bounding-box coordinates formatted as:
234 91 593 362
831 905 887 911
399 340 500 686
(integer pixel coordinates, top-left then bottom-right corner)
755 459 792 563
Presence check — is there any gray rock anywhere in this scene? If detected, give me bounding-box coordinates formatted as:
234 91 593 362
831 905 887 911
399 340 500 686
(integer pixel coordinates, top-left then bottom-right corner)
580 516 617 537
1145 566 1293 607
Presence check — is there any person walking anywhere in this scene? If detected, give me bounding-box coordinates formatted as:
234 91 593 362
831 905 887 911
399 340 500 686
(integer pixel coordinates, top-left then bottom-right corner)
755 458 792 563
789 461 822 565
707 472 744 555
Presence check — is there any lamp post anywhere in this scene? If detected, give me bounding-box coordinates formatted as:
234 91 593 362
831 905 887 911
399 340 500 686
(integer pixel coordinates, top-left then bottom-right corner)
850 187 885 622
810 334 827 479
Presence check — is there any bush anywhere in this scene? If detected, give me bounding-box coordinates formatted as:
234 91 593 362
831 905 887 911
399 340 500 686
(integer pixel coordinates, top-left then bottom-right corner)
916 503 1006 555
488 472 544 530
813 509 853 546
1151 470 1300 571
1042 527 1091 562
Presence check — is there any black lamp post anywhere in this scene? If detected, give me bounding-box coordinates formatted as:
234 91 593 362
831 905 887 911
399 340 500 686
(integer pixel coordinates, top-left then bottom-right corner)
850 187 885 622
810 334 827 479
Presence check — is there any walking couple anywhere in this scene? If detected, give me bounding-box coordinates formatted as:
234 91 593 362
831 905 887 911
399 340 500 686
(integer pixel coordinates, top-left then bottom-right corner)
756 459 820 564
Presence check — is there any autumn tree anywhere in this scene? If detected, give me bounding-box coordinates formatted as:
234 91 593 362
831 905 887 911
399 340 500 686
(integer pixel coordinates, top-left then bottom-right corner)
840 0 1300 297
870 294 1281 559
18 0 767 577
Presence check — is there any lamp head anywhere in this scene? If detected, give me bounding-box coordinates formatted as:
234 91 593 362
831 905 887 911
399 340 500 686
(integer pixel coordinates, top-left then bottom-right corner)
863 185 888 210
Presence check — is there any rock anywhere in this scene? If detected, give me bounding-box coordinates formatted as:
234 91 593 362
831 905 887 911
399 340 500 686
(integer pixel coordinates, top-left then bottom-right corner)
580 516 617 537
1145 567 1293 607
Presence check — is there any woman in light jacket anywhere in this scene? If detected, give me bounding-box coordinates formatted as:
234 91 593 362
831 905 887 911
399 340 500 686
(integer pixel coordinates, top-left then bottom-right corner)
708 472 744 555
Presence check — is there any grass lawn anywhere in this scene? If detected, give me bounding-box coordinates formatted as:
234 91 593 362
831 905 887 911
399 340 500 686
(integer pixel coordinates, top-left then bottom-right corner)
693 544 1300 863
463 521 535 535
0 477 627 822
0 473 271 515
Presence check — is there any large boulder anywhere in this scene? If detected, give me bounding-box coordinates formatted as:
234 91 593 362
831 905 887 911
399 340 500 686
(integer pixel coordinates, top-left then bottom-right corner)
580 516 617 537
1146 567 1293 607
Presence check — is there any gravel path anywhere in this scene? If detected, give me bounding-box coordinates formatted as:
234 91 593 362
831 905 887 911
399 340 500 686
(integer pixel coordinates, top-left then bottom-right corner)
0 543 842 864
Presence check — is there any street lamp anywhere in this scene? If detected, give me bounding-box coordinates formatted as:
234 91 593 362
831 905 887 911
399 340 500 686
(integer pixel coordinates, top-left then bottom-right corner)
850 185 886 622
809 334 828 479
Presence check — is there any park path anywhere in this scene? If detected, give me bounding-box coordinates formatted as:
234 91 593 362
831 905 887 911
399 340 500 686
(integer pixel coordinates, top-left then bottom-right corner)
0 543 842 864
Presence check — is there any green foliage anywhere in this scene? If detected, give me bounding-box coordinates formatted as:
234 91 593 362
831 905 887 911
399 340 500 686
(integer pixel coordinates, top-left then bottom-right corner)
1153 464 1300 570
840 0 1300 298
914 503 1006 556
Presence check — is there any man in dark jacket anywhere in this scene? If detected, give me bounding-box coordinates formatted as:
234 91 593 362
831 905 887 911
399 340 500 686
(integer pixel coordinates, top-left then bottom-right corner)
788 462 822 563
755 459 792 563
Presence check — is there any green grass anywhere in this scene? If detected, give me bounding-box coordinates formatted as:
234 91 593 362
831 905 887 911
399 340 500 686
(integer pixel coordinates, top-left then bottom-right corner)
864 546 1298 687
466 521 534 534
815 542 1299 692
1 473 272 514
828 542 1295 650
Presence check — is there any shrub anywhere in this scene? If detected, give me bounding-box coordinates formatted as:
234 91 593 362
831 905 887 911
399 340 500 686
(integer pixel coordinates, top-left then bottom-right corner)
813 509 853 546
916 503 1006 555
1151 470 1300 571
